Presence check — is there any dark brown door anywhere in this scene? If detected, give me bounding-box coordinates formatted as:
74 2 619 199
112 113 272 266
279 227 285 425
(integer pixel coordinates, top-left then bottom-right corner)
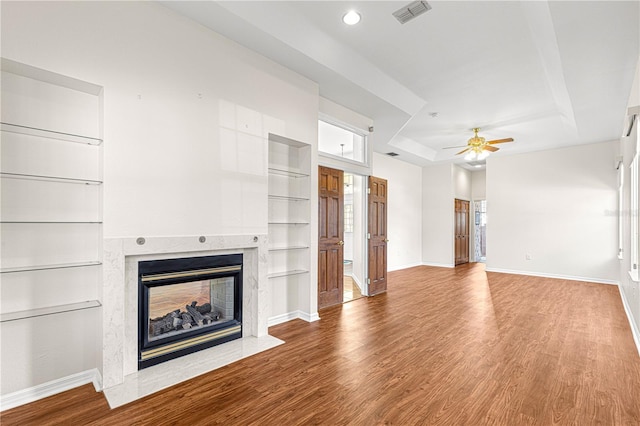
368 176 388 295
454 199 470 265
318 166 344 309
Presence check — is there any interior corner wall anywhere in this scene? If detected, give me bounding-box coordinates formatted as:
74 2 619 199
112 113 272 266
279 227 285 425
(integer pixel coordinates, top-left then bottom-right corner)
371 153 422 271
422 164 454 267
486 141 619 283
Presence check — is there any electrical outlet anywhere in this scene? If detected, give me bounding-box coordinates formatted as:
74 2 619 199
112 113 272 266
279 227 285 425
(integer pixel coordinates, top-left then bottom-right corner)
525 254 532 260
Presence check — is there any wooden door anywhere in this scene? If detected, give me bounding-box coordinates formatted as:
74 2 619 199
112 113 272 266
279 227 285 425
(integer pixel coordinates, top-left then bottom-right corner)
368 176 388 295
454 199 470 265
318 166 344 309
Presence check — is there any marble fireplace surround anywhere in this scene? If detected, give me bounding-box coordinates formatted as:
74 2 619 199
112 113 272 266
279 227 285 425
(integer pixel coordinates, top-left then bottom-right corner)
102 234 281 407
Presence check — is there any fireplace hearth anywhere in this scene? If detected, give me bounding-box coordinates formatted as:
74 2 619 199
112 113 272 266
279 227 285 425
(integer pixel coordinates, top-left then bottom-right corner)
138 254 243 369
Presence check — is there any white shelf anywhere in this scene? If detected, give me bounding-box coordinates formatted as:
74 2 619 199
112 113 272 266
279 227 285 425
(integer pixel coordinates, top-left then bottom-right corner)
0 300 101 323
268 166 309 178
268 194 309 201
0 172 102 185
0 261 102 274
268 221 309 225
268 245 309 251
1 122 102 145
267 269 309 279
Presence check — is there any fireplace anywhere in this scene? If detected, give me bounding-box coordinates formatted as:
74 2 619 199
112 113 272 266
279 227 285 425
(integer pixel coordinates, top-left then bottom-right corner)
138 254 243 369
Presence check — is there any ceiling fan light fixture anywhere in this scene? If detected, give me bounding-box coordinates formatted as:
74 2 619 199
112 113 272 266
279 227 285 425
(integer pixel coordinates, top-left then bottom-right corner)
343 10 361 25
464 149 490 161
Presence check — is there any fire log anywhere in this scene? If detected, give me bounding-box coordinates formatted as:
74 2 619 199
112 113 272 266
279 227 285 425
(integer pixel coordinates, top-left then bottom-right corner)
186 304 204 327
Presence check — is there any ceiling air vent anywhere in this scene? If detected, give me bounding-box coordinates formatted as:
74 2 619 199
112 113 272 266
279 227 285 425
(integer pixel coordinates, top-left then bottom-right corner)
386 152 399 157
393 1 432 24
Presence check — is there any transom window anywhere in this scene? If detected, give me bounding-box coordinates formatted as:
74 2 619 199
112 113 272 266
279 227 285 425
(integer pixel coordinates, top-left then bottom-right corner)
318 120 367 164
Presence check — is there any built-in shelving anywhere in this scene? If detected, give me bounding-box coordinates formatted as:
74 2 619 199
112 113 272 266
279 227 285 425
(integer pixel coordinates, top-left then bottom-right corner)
0 300 102 323
1 60 103 326
267 134 312 292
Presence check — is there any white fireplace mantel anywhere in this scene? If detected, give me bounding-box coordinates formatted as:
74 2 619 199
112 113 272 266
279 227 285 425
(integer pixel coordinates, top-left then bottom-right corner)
102 234 271 393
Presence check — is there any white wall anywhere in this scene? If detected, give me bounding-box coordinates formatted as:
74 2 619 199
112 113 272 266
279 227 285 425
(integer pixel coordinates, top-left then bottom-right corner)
471 170 487 200
422 164 454 267
453 165 471 200
2 1 319 239
372 153 423 271
1 0 320 396
486 141 619 283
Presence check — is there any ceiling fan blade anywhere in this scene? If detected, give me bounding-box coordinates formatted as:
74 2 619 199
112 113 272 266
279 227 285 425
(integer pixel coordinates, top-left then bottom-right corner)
456 147 470 155
443 145 468 149
484 145 499 152
487 138 514 145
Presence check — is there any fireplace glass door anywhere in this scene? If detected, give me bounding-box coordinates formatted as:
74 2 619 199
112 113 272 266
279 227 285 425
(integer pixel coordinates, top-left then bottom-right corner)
139 254 242 369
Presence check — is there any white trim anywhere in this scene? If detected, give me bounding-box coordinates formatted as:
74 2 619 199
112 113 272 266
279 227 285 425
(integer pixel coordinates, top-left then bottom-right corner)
0 369 102 412
388 262 423 272
484 267 619 286
421 261 455 269
618 285 640 357
298 311 321 323
268 310 320 327
351 274 364 291
629 269 639 283
318 113 370 138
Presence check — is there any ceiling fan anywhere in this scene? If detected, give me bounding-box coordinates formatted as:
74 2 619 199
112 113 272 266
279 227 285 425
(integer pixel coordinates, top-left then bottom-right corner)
445 128 514 161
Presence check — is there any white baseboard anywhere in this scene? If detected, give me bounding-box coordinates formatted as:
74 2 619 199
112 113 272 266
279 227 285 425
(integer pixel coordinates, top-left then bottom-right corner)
268 310 320 327
484 267 619 286
618 285 640 357
351 274 363 291
421 261 455 268
388 262 423 272
0 368 102 412
298 311 320 323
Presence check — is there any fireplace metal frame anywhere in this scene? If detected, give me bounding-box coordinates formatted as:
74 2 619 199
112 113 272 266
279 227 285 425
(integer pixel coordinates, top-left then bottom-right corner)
138 254 243 369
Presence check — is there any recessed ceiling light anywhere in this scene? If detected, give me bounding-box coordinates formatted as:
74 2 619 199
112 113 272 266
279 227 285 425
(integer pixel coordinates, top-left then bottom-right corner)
343 11 361 25
474 164 482 168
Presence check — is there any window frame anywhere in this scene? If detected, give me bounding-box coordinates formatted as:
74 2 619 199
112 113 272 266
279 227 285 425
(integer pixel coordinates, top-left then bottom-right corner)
317 118 370 167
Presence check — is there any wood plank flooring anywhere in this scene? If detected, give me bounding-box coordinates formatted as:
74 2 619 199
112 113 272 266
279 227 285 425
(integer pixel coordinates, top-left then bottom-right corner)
343 275 363 303
3 263 640 425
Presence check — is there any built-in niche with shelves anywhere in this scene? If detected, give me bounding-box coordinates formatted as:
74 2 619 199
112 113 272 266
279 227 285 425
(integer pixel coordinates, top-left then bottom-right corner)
0 58 103 395
267 134 311 318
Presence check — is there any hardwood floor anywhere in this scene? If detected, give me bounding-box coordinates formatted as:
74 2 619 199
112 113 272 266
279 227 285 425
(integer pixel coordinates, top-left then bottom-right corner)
3 263 640 425
343 275 363 303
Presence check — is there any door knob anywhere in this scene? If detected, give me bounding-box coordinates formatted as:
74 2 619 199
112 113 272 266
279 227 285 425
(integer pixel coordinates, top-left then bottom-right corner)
385 239 390 242
337 240 344 246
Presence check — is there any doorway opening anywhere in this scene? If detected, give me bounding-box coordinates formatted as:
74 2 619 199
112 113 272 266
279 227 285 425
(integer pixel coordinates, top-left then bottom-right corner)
343 173 365 303
474 200 487 262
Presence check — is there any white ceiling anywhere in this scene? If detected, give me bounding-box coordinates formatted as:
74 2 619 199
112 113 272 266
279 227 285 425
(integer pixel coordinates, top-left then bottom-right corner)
162 1 640 168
